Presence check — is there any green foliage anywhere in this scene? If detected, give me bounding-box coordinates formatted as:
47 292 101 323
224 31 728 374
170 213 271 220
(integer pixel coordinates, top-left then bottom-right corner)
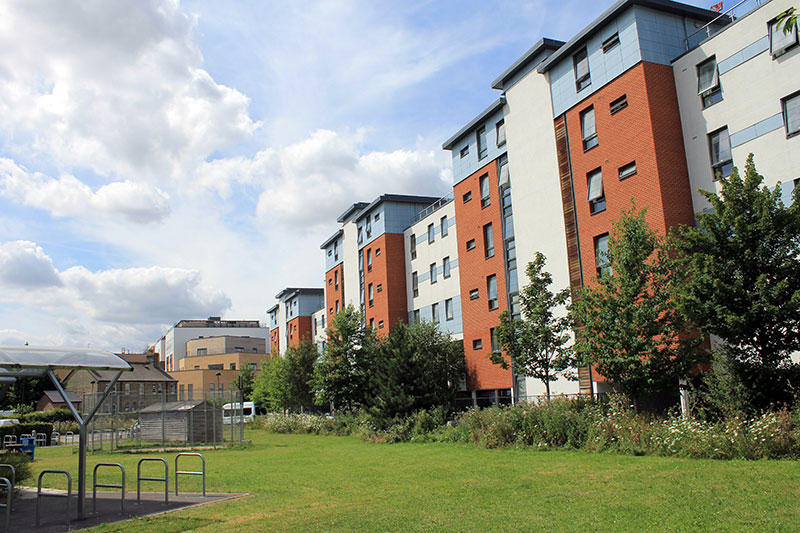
671 155 800 377
0 451 31 485
0 377 49 410
284 341 318 412
370 321 466 420
312 305 378 411
251 355 289 412
234 364 255 401
490 252 573 400
776 7 797 34
15 408 73 424
569 205 704 403
0 422 55 444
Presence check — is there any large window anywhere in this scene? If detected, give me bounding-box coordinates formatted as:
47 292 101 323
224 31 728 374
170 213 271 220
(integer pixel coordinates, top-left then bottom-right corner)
587 168 605 214
445 298 454 321
428 223 435 244
409 234 416 259
412 271 419 297
430 262 437 284
574 47 591 91
594 233 610 278
580 106 598 150
368 283 374 307
770 16 798 57
443 256 451 279
709 127 733 179
697 57 722 108
431 302 439 324
487 275 498 311
440 215 448 237
477 126 487 160
783 91 800 137
480 174 491 207
496 120 506 147
483 223 495 258
367 248 373 271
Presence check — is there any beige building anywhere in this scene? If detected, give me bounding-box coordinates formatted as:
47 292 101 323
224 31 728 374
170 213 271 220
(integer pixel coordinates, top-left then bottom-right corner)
171 335 266 400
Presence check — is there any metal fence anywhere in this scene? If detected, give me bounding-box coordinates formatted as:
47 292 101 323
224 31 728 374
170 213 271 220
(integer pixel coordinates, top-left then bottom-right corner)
78 390 247 452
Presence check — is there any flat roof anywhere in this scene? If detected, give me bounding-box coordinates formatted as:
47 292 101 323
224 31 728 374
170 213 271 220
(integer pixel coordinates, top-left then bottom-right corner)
275 287 324 300
320 228 344 250
354 194 442 223
442 98 506 150
491 37 565 90
537 0 723 73
266 303 279 314
336 202 369 223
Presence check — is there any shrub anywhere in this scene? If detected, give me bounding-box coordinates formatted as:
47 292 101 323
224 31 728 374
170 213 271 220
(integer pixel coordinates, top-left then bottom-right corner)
0 451 32 486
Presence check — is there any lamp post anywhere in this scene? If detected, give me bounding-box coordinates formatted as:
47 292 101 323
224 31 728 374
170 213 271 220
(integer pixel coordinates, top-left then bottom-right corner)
215 372 221 400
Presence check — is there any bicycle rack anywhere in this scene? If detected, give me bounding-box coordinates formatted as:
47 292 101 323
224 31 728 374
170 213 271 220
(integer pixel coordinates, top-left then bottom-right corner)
93 463 126 515
36 470 71 526
1 436 14 450
35 433 47 447
65 431 74 445
0 478 10 533
0 465 14 511
175 453 206 496
51 431 60 445
137 458 168 504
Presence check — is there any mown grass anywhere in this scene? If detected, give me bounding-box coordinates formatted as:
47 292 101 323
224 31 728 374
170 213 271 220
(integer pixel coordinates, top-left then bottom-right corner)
29 430 800 531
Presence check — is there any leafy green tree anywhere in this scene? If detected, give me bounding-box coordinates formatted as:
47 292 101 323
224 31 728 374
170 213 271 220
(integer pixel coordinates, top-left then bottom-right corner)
489 252 573 401
234 363 255 401
671 154 800 410
285 341 318 413
312 305 377 411
569 205 703 405
251 355 289 412
371 321 466 419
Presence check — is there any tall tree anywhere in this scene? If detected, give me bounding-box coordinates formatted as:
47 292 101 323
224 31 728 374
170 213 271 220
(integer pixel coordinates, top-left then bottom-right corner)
312 305 377 411
671 154 800 410
251 355 289 412
569 205 703 404
234 363 255 401
285 340 318 413
489 252 573 401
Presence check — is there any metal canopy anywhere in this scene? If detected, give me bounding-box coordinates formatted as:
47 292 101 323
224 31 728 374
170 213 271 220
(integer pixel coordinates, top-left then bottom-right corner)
0 345 132 521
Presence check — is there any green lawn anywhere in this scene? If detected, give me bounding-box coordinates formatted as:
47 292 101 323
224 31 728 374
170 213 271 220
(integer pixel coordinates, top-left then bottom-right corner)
28 430 800 531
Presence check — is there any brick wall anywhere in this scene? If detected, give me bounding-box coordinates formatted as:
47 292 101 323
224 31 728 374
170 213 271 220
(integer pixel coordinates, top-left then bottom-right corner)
287 316 313 348
363 233 408 336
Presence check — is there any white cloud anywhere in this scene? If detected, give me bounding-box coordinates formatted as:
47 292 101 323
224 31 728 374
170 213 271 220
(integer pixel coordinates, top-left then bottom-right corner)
0 158 170 223
0 0 258 183
0 240 62 288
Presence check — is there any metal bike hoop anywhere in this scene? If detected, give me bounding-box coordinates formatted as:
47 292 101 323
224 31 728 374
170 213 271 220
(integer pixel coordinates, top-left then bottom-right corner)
175 452 206 496
93 462 126 515
36 470 72 526
136 457 168 504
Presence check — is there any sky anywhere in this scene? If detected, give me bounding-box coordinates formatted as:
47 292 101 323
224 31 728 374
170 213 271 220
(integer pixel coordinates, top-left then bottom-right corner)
0 0 712 352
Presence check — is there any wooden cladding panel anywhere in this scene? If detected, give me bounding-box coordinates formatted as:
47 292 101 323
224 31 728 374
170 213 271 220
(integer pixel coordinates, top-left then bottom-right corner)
554 115 583 294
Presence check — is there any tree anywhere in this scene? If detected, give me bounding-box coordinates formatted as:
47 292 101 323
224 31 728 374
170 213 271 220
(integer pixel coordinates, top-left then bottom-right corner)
671 154 800 410
489 252 573 401
312 305 377 411
370 321 466 419
284 341 318 413
233 364 255 401
777 7 797 34
569 205 704 404
251 355 289 412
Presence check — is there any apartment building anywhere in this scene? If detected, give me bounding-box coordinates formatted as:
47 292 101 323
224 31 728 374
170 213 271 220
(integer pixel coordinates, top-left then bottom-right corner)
673 0 800 210
268 288 325 354
151 317 267 373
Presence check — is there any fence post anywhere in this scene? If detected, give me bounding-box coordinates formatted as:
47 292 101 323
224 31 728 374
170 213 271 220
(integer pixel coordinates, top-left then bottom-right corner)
161 388 166 448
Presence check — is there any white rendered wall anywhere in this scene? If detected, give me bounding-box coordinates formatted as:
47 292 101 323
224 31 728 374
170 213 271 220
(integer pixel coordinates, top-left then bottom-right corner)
341 217 362 310
159 325 268 372
673 0 800 212
503 68 579 397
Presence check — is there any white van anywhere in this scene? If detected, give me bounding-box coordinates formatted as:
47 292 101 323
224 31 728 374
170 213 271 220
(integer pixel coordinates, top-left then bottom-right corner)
222 401 254 424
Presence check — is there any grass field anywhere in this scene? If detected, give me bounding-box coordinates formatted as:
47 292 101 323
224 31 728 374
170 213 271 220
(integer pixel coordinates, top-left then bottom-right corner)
28 430 800 531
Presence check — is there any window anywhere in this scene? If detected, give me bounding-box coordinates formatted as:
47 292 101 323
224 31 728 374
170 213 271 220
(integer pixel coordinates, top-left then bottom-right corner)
125 383 131 395
496 119 506 146
333 241 339 261
619 161 637 180
375 248 381 256
709 127 733 179
573 47 591 91
327 249 332 256
770 16 798 57
445 298 454 321
374 212 380 222
409 234 417 259
697 57 722 107
358 226 364 244
609 95 628 114
487 275 498 310
187 384 193 400
490 327 500 353
466 239 476 251
197 348 207 356
428 223 435 244
783 91 800 137
587 168 605 214
432 302 439 324
483 223 495 258
430 263 437 284
334 270 339 287
472 339 483 350
440 215 448 237
412 271 419 297
443 256 451 278
368 283 374 307
335 300 340 313
463 191 472 203
469 289 479 300
329 307 333 315
234 346 244 352
498 159 509 187
580 106 597 150
208 363 224 370
594 233 610 278
480 174 491 208
377 284 383 292
369 318 374 328
460 146 469 158
328 278 332 285
230 363 236 370
477 126 487 160
365 218 372 238
602 32 620 53
413 310 420 324
367 249 373 271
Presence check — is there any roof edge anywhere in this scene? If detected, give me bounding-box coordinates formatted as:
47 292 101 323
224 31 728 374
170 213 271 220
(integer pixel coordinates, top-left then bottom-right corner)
442 98 506 150
491 37 565 90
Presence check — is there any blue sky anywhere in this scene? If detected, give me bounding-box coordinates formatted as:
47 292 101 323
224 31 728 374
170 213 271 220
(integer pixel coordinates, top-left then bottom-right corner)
0 0 711 350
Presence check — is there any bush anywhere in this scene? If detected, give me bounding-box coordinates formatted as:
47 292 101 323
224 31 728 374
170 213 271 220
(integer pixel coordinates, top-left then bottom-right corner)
0 451 32 486
0 422 55 445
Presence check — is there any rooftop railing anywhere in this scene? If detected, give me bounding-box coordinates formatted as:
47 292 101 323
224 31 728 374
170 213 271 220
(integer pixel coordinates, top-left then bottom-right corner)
412 192 454 223
684 0 765 51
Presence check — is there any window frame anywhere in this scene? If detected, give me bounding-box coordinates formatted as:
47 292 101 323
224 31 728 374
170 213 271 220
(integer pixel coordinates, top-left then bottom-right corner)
409 234 416 259
460 146 469 158
708 127 733 180
602 33 620 53
428 223 435 244
483 222 495 258
430 262 437 284
477 126 488 160
443 256 451 279
487 274 498 311
440 215 449 237
782 90 800 138
609 95 628 115
573 47 591 91
480 174 491 208
445 298 454 321
496 119 506 147
580 106 598 151
697 56 722 108
412 271 419 297
466 239 476 251
618 161 637 180
769 15 798 57
431 303 439 325
594 233 610 278
463 191 472 203
587 168 606 214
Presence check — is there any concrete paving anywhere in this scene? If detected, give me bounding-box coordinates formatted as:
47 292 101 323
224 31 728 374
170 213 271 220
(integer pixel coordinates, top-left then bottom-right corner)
6 488 247 532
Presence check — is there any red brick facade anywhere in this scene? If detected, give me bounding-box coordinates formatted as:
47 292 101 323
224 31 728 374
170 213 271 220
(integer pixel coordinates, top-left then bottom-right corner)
453 159 512 391
325 264 345 318
362 233 408 336
269 328 280 356
287 316 313 349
